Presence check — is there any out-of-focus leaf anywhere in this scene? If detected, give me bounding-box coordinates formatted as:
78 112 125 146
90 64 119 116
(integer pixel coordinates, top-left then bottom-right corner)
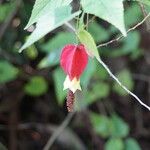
90 82 110 99
41 32 76 53
53 68 67 105
90 113 110 138
110 114 129 138
125 4 142 27
105 138 124 150
81 58 97 88
38 48 60 68
88 22 110 43
125 138 141 150
94 62 109 80
0 3 15 22
0 143 7 150
130 48 143 60
26 45 38 60
24 76 48 96
107 31 140 57
20 4 81 51
113 69 134 96
122 31 140 53
78 82 110 108
81 0 126 36
0 60 19 84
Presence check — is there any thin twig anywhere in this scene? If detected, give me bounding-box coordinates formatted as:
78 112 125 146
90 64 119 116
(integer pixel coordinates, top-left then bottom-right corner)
65 13 150 48
98 58 150 111
86 13 89 31
65 16 96 33
65 22 76 32
43 112 75 150
138 2 150 31
139 2 147 17
85 16 96 29
97 13 150 48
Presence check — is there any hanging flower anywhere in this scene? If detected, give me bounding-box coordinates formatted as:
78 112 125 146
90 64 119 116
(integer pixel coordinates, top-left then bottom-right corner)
60 44 88 93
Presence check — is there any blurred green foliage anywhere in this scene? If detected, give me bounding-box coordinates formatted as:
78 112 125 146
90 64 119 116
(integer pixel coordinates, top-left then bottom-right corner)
125 138 141 150
0 3 15 22
0 143 7 150
105 138 124 150
53 68 67 104
90 113 110 138
24 76 48 96
0 60 19 84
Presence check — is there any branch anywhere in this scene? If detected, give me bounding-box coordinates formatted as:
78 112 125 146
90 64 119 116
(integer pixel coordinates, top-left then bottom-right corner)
138 2 150 31
43 112 75 150
97 13 150 48
98 58 150 111
65 22 76 32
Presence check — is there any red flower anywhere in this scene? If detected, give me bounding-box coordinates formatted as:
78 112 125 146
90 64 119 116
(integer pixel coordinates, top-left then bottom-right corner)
60 44 88 93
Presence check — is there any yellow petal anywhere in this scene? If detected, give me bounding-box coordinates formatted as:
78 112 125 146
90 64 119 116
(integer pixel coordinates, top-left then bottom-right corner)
63 76 81 93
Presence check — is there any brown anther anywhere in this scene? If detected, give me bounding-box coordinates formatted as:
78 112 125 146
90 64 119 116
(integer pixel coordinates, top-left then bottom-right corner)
66 90 75 112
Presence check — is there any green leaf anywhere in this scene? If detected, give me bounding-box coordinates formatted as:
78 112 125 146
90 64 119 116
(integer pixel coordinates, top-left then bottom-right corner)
110 114 129 138
109 3 141 34
122 31 140 53
113 69 134 96
81 58 97 88
20 5 81 52
25 0 73 29
90 113 110 138
24 76 48 96
0 3 15 22
53 68 67 105
95 62 109 80
81 0 126 36
91 82 110 99
26 45 38 60
78 82 110 109
38 49 60 69
77 29 99 59
105 138 124 150
125 4 142 27
0 61 19 84
107 31 140 57
0 143 7 150
88 22 110 43
125 138 141 150
41 32 76 53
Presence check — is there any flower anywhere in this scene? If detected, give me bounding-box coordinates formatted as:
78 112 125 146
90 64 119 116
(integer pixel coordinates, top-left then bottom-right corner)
60 44 88 93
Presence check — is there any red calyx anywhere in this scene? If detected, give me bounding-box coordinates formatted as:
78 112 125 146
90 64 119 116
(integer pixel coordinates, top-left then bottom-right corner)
60 44 88 80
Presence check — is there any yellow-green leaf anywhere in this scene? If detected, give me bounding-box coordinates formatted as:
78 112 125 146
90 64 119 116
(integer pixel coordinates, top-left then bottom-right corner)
77 29 99 60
